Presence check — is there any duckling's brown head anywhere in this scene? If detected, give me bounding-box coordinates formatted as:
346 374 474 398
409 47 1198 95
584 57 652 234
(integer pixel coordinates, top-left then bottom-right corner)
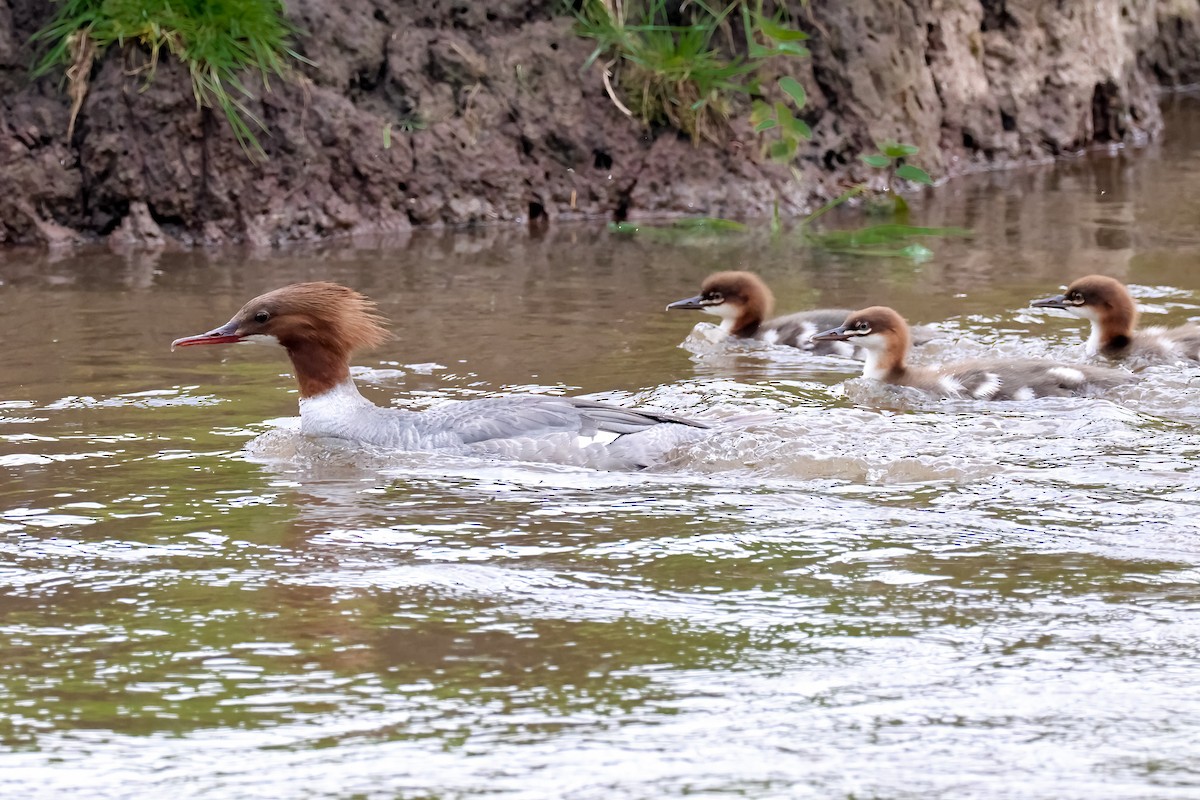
1032 275 1136 323
810 306 910 353
665 271 774 336
1031 274 1137 352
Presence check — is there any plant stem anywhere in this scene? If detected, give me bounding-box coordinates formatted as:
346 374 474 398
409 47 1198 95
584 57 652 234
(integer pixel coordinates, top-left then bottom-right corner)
800 184 866 228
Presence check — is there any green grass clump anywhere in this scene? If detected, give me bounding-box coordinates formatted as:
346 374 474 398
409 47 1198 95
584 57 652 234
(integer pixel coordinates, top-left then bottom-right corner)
33 0 308 155
574 0 806 144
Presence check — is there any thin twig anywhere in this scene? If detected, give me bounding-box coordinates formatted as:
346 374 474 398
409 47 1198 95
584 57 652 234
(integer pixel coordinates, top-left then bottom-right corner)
602 59 634 118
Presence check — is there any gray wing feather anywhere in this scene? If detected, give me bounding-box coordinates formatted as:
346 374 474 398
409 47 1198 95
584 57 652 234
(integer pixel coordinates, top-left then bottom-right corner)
567 398 709 432
422 396 706 444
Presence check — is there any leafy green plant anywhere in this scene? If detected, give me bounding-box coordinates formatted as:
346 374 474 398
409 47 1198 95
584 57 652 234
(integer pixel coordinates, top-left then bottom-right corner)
860 141 933 186
573 2 962 258
794 141 956 258
749 75 811 161
32 0 309 156
573 0 809 144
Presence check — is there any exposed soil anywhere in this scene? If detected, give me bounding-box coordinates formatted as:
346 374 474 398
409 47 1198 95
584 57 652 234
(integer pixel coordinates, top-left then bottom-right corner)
2 0 1199 247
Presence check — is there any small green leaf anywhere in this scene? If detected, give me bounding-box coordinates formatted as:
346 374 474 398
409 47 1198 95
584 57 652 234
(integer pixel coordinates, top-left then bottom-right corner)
774 101 795 127
382 123 392 150
778 76 806 109
758 19 810 42
748 43 776 59
754 118 778 132
879 141 920 158
788 117 812 140
769 138 798 162
895 164 934 185
749 99 773 126
860 154 891 168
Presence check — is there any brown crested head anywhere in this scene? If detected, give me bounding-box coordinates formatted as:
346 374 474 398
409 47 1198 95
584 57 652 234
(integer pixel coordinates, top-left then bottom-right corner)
1033 274 1136 319
665 270 774 335
812 305 908 337
226 282 390 355
700 271 774 316
1064 275 1136 319
173 282 390 397
810 306 911 377
1031 274 1137 351
842 306 909 346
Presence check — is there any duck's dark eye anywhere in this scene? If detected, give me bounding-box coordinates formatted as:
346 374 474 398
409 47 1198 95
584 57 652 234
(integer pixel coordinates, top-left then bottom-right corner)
706 292 723 303
854 321 870 332
254 310 271 324
1068 292 1082 303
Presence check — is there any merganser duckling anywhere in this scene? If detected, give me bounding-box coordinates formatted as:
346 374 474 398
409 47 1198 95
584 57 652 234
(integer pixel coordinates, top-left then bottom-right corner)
172 282 708 469
1031 274 1200 361
667 270 936 357
810 306 1129 399
667 271 857 355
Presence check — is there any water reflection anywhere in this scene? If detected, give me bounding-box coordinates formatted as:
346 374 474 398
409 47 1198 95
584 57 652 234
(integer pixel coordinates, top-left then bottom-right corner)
3 96 1200 799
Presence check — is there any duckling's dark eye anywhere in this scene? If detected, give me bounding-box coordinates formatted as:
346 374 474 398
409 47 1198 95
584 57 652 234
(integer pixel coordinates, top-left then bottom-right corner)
706 292 723 303
254 310 271 324
854 321 870 332
1068 292 1082 303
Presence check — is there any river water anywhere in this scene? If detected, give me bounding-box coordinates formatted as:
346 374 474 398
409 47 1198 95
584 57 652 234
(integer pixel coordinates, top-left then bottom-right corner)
3 94 1200 799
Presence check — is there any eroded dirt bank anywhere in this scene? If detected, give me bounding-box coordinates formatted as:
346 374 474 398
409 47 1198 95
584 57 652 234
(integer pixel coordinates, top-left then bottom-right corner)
1 0 1199 247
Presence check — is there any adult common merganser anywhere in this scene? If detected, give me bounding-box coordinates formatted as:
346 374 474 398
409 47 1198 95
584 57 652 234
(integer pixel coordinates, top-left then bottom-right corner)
811 306 1130 399
172 282 709 469
1031 274 1200 362
666 270 935 357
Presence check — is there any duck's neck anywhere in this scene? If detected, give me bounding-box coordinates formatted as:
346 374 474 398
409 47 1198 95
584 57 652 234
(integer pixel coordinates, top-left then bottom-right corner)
1090 319 1133 357
717 296 770 338
287 344 352 398
725 310 761 337
1078 304 1135 357
862 343 908 383
739 292 774 337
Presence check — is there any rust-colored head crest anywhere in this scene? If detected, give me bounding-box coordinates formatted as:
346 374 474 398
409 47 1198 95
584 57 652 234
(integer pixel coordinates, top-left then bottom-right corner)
235 282 391 355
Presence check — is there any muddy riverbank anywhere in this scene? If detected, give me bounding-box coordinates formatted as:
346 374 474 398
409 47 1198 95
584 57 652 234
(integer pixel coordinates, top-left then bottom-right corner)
2 0 1199 247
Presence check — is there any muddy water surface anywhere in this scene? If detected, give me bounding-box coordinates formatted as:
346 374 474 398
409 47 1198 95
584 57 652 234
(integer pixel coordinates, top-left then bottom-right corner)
4 95 1200 799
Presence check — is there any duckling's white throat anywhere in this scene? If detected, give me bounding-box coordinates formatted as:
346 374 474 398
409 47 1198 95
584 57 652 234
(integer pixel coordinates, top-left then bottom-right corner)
1085 320 1103 356
703 303 740 332
861 348 889 381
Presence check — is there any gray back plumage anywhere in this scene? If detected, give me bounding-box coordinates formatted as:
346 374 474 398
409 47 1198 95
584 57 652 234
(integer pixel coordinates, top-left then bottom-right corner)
420 396 707 444
935 359 1130 400
1139 326 1200 362
762 309 853 352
